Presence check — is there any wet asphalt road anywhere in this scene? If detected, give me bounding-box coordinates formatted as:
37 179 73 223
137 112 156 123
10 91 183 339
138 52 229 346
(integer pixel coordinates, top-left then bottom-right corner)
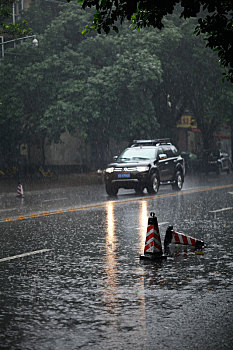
0 173 233 349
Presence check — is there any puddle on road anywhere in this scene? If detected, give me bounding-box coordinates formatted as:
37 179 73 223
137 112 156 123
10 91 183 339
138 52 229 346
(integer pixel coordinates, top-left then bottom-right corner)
0 193 233 349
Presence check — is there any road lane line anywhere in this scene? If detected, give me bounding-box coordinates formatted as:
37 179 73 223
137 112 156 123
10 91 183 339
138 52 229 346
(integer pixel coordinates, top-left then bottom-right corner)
0 249 51 263
43 198 68 202
209 207 233 213
0 183 233 223
0 208 17 212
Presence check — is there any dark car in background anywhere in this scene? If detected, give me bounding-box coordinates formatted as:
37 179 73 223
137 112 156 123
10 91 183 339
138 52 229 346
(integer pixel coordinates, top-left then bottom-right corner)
206 150 232 174
180 150 232 175
104 139 185 196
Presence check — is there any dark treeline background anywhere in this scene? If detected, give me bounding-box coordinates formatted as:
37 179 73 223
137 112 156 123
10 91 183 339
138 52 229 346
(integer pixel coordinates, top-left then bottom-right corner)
0 1 232 170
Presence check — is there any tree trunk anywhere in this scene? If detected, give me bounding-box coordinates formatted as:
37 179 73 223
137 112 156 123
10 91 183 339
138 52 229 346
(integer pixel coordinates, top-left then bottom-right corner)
89 137 110 171
41 138 46 167
199 122 217 152
231 114 233 163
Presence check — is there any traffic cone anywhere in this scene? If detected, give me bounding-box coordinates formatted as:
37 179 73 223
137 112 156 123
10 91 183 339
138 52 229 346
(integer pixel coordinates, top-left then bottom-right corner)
164 226 204 251
17 182 24 198
140 212 166 261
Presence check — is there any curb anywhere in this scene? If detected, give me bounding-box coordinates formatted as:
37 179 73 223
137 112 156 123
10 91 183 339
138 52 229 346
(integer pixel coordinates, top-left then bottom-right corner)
0 173 104 193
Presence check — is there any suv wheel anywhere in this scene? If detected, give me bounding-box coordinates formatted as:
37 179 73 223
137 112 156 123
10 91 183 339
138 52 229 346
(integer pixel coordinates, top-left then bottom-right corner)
172 171 183 191
147 173 159 194
227 161 231 174
216 164 222 175
105 183 118 196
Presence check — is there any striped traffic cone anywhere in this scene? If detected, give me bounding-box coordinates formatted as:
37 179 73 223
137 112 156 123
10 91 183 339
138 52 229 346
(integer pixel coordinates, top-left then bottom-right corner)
140 213 166 261
17 182 24 198
164 226 204 251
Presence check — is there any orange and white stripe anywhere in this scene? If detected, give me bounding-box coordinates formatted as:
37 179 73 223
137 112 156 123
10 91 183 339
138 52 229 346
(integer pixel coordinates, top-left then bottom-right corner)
17 184 24 197
172 231 197 247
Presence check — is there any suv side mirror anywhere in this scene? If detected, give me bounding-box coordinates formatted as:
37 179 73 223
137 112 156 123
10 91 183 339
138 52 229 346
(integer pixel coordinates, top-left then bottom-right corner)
158 154 167 160
113 156 118 161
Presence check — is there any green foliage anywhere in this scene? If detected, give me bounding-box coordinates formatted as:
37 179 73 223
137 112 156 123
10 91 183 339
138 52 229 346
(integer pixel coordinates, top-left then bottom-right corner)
22 0 62 34
0 0 14 23
80 0 233 82
0 0 31 37
0 2 233 165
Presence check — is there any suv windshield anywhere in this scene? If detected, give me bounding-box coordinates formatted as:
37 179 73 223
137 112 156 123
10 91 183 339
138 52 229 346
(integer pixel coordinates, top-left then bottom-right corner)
118 147 156 161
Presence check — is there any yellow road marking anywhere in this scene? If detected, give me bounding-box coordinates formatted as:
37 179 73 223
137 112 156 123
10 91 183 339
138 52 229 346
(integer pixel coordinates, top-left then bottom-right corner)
0 183 233 223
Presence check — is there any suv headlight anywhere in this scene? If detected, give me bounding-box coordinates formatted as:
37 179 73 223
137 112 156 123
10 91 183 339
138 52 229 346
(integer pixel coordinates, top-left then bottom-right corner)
136 166 149 172
105 167 114 173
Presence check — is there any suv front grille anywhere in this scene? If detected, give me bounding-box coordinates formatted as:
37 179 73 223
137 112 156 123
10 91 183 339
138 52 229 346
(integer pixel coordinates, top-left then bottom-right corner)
114 167 137 172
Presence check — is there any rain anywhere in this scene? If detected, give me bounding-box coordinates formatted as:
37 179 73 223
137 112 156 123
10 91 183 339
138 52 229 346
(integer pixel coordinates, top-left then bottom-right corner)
0 1 233 349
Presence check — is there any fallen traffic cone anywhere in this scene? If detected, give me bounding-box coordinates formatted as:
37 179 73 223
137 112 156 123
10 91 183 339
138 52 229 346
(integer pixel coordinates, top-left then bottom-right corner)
17 183 24 198
164 226 204 252
140 212 167 261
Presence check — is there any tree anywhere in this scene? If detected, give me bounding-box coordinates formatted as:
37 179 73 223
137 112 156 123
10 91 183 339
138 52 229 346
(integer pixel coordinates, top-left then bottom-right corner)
0 0 31 37
0 3 92 165
1 2 232 170
78 0 233 82
22 0 62 35
0 3 163 168
42 29 163 167
152 16 233 151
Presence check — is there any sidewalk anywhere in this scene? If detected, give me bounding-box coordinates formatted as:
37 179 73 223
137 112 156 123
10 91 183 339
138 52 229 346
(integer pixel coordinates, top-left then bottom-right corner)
0 172 104 193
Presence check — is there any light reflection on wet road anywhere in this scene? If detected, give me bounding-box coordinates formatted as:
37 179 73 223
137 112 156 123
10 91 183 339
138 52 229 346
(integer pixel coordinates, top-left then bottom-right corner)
0 174 233 349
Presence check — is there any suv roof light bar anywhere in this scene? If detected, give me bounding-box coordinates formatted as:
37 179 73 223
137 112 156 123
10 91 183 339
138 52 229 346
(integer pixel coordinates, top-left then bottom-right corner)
130 139 171 146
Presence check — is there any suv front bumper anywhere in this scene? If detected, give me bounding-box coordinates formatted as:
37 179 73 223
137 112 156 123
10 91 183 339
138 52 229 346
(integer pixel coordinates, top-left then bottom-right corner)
105 171 149 189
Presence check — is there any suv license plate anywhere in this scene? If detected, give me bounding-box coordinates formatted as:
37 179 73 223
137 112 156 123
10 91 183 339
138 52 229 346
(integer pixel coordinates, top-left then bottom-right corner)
118 173 130 179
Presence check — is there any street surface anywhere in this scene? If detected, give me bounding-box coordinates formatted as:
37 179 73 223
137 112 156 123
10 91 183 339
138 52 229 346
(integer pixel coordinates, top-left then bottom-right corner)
0 173 233 349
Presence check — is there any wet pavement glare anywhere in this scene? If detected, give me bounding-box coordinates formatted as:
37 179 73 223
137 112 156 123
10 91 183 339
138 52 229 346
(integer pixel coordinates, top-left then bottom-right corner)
0 178 233 349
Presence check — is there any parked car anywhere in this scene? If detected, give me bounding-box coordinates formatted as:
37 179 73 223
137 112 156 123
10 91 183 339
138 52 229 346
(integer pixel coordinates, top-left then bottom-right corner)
205 150 232 174
104 139 185 195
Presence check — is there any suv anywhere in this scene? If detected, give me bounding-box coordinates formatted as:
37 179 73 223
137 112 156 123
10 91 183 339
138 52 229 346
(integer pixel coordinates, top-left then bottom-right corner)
104 139 185 195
